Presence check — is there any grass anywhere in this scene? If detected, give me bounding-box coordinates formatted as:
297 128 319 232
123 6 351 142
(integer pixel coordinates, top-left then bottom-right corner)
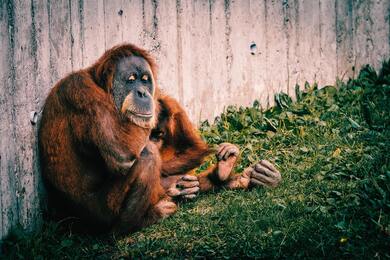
2 61 390 259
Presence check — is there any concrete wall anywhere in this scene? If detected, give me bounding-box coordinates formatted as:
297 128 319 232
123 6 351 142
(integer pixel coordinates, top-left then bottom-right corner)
0 0 389 239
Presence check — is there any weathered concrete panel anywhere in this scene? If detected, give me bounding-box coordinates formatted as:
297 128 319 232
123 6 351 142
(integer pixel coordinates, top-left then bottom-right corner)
0 0 389 239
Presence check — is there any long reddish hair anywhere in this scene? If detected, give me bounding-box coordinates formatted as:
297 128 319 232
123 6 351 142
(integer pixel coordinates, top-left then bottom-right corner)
88 43 158 92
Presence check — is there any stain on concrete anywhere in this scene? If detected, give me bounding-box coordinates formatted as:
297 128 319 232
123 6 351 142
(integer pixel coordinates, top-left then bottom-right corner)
78 0 84 67
224 0 233 92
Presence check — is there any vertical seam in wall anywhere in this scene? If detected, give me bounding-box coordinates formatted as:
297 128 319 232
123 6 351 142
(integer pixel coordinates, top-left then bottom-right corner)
30 0 38 109
335 0 339 76
387 1 390 52
209 0 213 75
388 0 390 49
190 1 196 113
47 0 53 86
224 0 232 94
348 0 355 72
283 0 290 95
141 0 146 46
0 2 4 233
248 0 253 98
176 0 183 103
351 0 357 77
264 0 269 107
69 0 74 70
318 0 322 84
30 0 38 75
30 0 39 222
78 0 84 67
294 0 299 86
152 0 158 37
364 0 373 64
208 0 214 118
151 0 159 54
6 0 19 230
8 0 18 222
103 0 106 50
120 1 123 42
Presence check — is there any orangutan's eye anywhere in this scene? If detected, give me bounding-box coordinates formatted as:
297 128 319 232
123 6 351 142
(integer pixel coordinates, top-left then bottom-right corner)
128 74 136 82
141 74 149 82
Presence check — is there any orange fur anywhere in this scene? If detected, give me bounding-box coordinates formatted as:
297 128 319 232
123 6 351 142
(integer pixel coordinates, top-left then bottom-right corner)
39 44 170 234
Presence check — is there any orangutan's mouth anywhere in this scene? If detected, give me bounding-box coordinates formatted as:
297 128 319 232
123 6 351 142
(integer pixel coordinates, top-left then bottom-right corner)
127 110 153 119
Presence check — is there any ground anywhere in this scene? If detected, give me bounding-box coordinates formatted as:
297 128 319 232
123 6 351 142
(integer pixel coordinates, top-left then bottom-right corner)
2 61 389 259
